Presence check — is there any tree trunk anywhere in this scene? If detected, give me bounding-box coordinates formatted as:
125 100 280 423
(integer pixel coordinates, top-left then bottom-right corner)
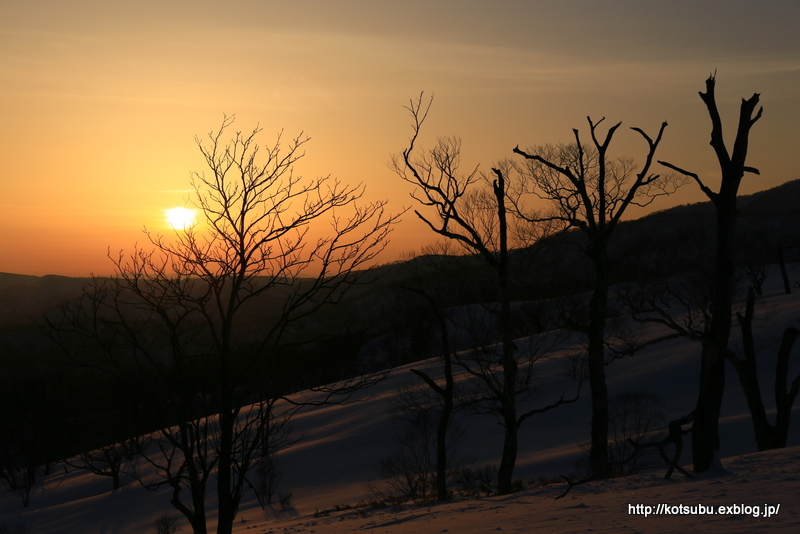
495 169 519 496
731 332 774 450
435 403 451 501
693 198 736 471
495 288 519 495
730 291 800 450
171 425 209 534
216 406 235 534
688 76 762 473
435 334 454 501
588 244 610 478
774 326 800 448
496 408 518 495
778 246 791 295
730 288 777 451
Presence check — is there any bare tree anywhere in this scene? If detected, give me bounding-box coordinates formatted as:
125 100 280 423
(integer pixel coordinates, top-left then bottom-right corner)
389 242 478 501
622 271 714 345
0 375 65 508
512 115 677 478
623 267 800 455
729 288 800 450
246 397 297 510
401 295 456 500
392 94 579 495
153 514 184 534
47 116 397 534
0 458 37 508
777 245 795 295
742 263 768 297
66 434 150 491
376 406 466 500
659 74 763 472
607 391 665 475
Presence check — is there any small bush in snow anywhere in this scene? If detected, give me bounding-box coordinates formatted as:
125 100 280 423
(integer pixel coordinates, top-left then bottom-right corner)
152 514 183 534
278 490 294 511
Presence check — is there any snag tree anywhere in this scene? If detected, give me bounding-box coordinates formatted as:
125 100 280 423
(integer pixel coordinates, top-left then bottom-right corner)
659 74 763 472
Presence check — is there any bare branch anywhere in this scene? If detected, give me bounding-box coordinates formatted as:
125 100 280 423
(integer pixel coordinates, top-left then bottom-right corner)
658 160 715 201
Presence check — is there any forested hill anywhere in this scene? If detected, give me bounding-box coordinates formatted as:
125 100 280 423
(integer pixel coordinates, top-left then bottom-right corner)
1 178 799 332
639 177 800 218
515 177 800 297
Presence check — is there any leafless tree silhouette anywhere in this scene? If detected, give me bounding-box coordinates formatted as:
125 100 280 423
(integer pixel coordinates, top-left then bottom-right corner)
659 74 763 472
392 94 579 495
512 115 679 478
729 288 800 450
47 115 398 534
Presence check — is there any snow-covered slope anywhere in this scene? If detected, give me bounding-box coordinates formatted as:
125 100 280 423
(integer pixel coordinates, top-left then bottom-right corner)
2 266 799 533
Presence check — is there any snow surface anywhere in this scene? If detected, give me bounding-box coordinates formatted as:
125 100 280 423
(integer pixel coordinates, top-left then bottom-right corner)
2 265 799 533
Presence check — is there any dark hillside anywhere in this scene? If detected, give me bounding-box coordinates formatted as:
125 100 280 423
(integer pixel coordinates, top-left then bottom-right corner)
1 178 799 493
740 178 800 217
0 273 89 328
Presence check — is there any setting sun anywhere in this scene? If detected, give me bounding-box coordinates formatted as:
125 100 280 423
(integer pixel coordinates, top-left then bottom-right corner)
165 207 197 230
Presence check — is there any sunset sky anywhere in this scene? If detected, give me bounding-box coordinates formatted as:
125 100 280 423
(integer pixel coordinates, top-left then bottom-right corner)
2 1 799 276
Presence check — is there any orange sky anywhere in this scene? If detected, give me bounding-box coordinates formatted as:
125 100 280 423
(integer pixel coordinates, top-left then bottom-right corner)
2 1 800 276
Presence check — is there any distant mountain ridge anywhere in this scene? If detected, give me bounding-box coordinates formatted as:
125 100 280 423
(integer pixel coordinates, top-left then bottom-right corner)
739 178 800 217
1 178 799 330
0 273 90 329
640 177 800 219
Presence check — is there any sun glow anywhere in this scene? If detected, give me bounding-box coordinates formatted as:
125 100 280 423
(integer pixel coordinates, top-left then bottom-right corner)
165 207 197 230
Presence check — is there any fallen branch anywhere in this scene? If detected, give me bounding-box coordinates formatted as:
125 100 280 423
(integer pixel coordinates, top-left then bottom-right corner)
555 475 595 500
628 411 695 479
